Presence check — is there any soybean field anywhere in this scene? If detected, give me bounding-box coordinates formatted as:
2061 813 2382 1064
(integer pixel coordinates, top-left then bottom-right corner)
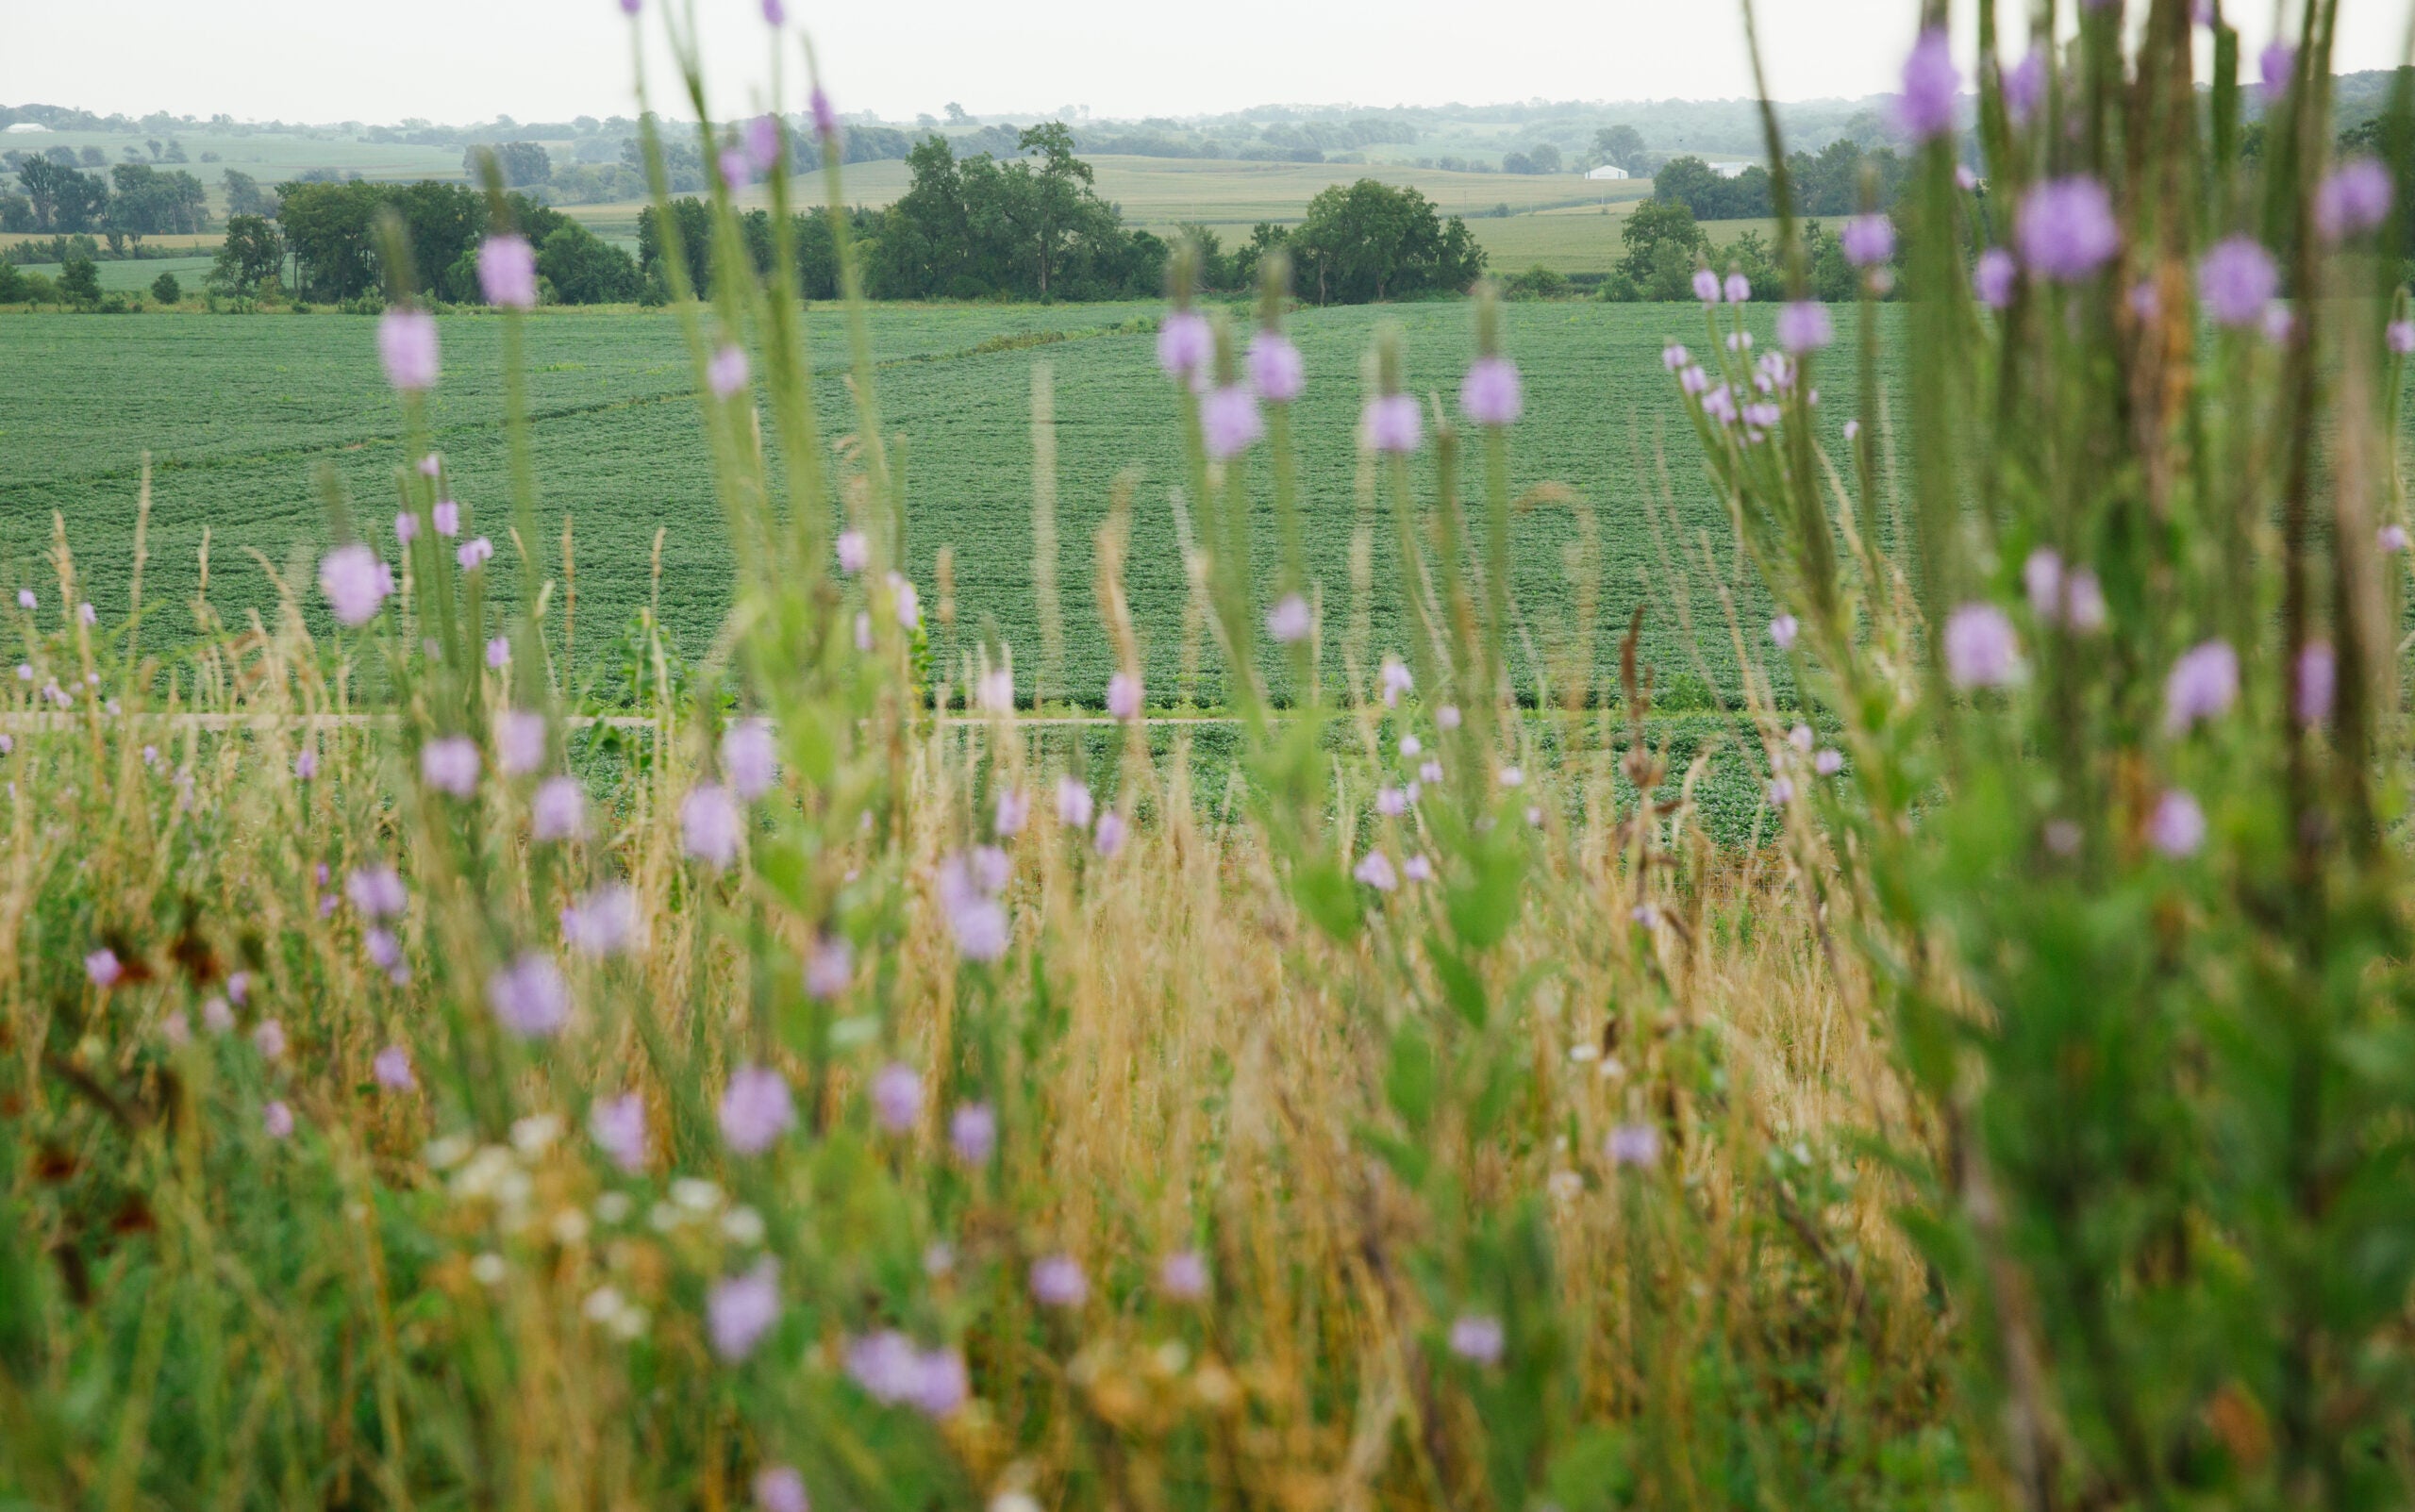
0 299 1886 707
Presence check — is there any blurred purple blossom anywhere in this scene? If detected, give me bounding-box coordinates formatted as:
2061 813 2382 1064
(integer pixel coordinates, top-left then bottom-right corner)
2149 789 2207 858
1247 331 1304 400
487 953 568 1038
708 1259 780 1362
2295 642 2336 726
1201 385 1263 458
497 710 546 776
1840 214 1894 267
950 1102 996 1163
1107 672 1141 721
591 1091 647 1172
433 499 460 535
836 529 868 573
2258 41 2294 104
2315 158 2393 241
708 344 750 399
872 1062 922 1134
534 775 587 841
1458 356 1523 425
1360 393 1422 454
1159 1250 1209 1301
1354 850 1398 891
348 866 408 918
478 235 537 309
1156 310 1210 379
319 544 392 625
722 1065 795 1154
754 1467 808 1512
683 783 741 869
2198 237 2277 326
2017 178 2119 281
1894 28 1959 140
723 719 777 801
422 737 480 797
1029 1254 1088 1308
1943 604 2020 688
374 1045 414 1089
1448 1315 1506 1367
563 885 638 955
263 1101 294 1138
2162 640 2239 734
378 308 439 391
1265 592 1311 643
806 935 852 998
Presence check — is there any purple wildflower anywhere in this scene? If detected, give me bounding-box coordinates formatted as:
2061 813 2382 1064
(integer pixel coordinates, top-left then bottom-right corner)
1943 604 2020 688
2003 47 2046 123
1056 776 1093 829
994 787 1029 836
1360 393 1422 453
936 851 1010 962
1029 1254 1088 1309
754 1467 808 1512
348 866 408 918
226 972 248 1005
806 935 852 998
486 635 510 670
2295 642 2335 725
810 88 840 143
457 536 493 571
683 783 741 869
708 344 750 399
1248 331 1305 400
2198 237 2277 327
533 775 586 840
1375 786 1408 817
1607 1122 1661 1167
708 1259 781 1362
872 1062 922 1134
497 710 546 776
253 1018 286 1059
723 719 777 801
1777 301 1832 353
2258 41 2294 105
1447 1315 1506 1367
2383 523 2410 552
421 737 480 797
744 114 783 175
718 148 752 191
1769 614 1799 650
1840 214 1895 267
487 953 568 1038
760 0 785 24
591 1091 648 1173
950 1102 996 1163
722 1065 796 1154
1815 748 1845 774
1895 27 1960 141
2162 640 2239 734
2390 322 2415 357
908 1349 970 1419
378 308 440 391
834 532 871 577
1156 310 1210 379
364 928 402 971
319 544 391 625
1724 271 1751 304
2315 158 2393 241
392 510 418 545
86 948 122 987
374 1045 415 1089
478 235 537 309
1106 672 1141 721
1158 1250 1209 1302
1093 811 1125 856
2148 789 2207 858
1201 385 1264 458
1404 853 1434 882
1458 356 1523 425
1354 849 1399 891
562 885 637 955
263 1101 295 1139
433 499 460 536
2018 178 2120 281
1265 592 1311 643
202 997 234 1033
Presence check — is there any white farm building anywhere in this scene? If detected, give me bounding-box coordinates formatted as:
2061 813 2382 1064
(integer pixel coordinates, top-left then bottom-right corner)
1585 163 1631 180
3 122 53 134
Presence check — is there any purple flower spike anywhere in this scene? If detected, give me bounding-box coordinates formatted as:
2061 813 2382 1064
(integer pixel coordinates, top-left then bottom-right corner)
1724 271 1751 304
1029 1254 1088 1309
2149 789 2207 857
2162 640 2240 734
497 709 546 776
744 114 784 175
950 1102 997 1163
872 1062 922 1134
591 1091 648 1173
374 1045 415 1089
478 235 538 309
755 1467 808 1512
683 783 741 870
805 935 852 998
433 498 459 536
487 952 568 1038
2389 321 2415 357
2258 41 2295 105
1776 301 1833 354
457 536 493 571
2315 158 2393 241
1607 1122 1662 1167
86 948 122 987
1201 385 1264 458
937 850 1010 962
810 89 840 142
1156 310 1210 379
1458 355 1522 425
2198 237 2277 327
722 1064 796 1154
719 148 753 191
2295 642 2336 726
1158 1250 1209 1301
1974 248 2019 309
2004 48 2046 123
1106 672 1141 721
708 1259 781 1362
534 776 587 841
1769 614 1799 650
1448 1315 1506 1367
319 544 392 626
486 635 510 670
723 719 777 801
348 866 408 918
1840 214 1895 268
760 0 786 25
1360 393 1422 454
1353 849 1398 891
421 737 480 797
1943 604 2020 688
1265 593 1311 644
263 1101 295 1139
708 343 750 399
1894 27 1960 141
378 308 440 391
2018 178 2120 282
1247 331 1304 401
1691 267 1720 303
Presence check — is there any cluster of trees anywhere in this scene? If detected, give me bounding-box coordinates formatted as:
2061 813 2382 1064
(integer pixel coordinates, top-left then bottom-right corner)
1500 144 1563 174
857 125 1167 301
1197 181 1484 303
215 180 640 306
2 154 211 238
1652 139 1911 222
638 198 874 302
1600 197 1870 303
464 141 554 187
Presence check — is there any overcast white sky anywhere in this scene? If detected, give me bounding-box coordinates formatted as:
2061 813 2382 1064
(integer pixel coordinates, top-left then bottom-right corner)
5 1 2407 126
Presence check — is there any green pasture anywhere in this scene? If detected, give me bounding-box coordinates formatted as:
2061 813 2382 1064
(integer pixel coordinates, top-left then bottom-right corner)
16 254 216 292
0 300 1876 707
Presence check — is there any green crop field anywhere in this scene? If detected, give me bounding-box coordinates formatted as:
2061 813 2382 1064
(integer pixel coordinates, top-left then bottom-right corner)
0 300 1875 706
17 254 217 292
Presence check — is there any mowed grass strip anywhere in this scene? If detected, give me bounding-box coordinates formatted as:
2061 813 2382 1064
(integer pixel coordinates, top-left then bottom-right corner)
1 302 1888 706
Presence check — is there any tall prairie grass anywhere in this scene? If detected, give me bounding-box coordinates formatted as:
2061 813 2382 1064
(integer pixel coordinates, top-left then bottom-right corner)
7 1 2415 1509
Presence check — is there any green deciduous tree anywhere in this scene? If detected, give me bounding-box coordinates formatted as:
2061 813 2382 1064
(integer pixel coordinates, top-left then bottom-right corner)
1290 178 1485 304
209 213 284 294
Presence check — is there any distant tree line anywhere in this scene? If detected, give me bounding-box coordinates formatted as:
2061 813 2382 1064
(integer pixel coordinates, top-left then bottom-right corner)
1600 197 1873 304
1 152 209 241
1651 140 1911 222
1191 181 1484 304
